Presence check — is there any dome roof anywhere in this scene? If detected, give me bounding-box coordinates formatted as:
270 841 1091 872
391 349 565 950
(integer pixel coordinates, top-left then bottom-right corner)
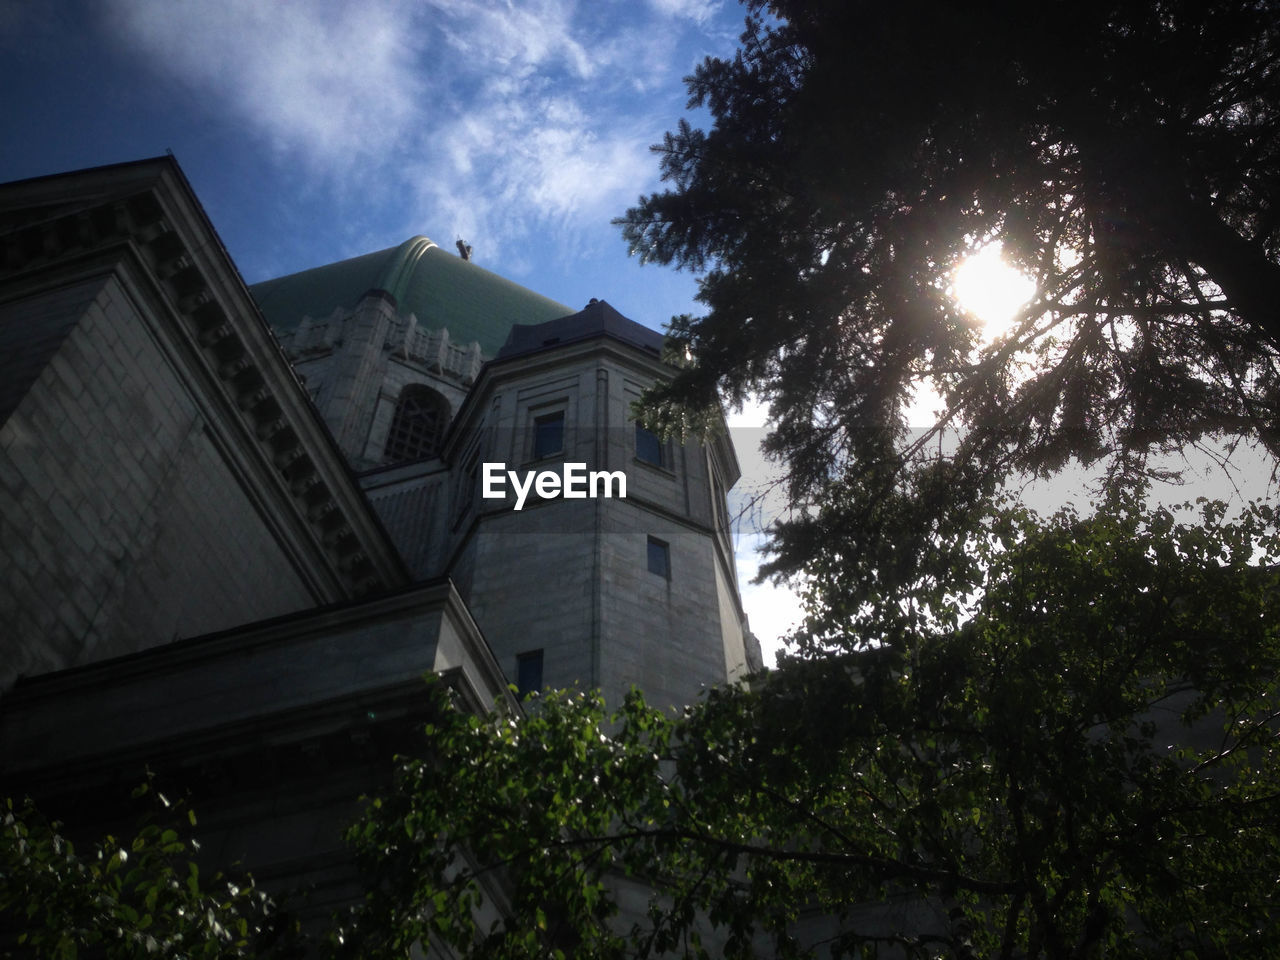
250 237 574 356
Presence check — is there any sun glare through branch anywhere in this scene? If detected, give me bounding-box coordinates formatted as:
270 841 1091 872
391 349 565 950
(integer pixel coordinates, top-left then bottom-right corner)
952 243 1036 340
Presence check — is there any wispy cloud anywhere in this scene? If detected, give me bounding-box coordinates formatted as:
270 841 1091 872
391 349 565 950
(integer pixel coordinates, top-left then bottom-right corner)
104 0 732 270
391 0 689 268
404 90 652 263
649 0 722 25
107 0 427 168
424 0 594 81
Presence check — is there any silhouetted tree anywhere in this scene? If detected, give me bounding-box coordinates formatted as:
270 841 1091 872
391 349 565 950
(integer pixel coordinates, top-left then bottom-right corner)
344 495 1280 959
619 0 1280 579
8 499 1280 958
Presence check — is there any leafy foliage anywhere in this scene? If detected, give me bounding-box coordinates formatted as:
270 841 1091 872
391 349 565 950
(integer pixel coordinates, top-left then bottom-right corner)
0 784 294 959
11 9 1280 958
609 9 1280 947
5 499 1278 959
618 0 1280 578
342 495 1280 959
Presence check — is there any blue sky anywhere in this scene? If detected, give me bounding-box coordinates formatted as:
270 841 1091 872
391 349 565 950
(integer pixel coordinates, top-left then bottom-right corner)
2 2 1275 665
0 0 805 662
0 0 736 314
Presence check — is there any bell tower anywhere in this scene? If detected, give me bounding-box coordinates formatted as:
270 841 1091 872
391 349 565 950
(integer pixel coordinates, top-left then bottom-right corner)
361 298 762 709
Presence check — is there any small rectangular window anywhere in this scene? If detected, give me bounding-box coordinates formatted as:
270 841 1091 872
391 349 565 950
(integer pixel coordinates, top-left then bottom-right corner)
532 411 565 460
647 536 670 578
635 423 664 467
516 649 544 698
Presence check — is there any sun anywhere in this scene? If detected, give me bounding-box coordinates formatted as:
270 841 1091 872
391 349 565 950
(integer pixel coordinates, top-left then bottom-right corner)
952 243 1036 340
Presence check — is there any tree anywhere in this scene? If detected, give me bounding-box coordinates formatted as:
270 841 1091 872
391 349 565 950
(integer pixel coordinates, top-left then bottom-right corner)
618 0 1280 580
6 498 1279 957
0 785 297 959
342 493 1280 959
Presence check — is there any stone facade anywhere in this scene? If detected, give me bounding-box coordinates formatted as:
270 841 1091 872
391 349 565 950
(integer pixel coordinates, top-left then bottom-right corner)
0 275 320 683
356 303 759 708
0 161 406 693
252 236 760 710
0 156 760 929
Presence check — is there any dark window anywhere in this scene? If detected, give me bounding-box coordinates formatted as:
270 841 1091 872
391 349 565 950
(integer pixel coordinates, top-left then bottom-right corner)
635 423 664 467
647 537 670 578
532 411 564 459
516 649 544 698
385 385 449 462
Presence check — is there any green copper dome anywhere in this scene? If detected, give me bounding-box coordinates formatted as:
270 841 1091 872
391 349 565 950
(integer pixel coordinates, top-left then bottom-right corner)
250 237 573 357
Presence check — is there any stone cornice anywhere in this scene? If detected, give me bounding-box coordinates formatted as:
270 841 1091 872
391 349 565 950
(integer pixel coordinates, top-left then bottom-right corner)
0 157 408 598
0 579 515 780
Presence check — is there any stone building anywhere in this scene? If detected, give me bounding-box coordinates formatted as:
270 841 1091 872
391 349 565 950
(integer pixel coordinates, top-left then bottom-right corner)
0 156 760 919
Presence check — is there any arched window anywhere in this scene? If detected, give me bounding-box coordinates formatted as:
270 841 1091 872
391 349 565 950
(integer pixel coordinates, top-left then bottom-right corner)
384 385 450 462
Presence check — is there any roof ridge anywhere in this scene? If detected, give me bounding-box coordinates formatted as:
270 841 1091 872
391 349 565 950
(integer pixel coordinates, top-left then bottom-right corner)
379 236 437 304
249 237 575 356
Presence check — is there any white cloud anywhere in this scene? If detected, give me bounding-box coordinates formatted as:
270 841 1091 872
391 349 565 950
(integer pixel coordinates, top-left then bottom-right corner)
386 1 670 266
402 90 653 270
649 0 721 25
106 0 426 168
591 23 681 95
103 0 727 271
526 110 653 218
424 0 593 81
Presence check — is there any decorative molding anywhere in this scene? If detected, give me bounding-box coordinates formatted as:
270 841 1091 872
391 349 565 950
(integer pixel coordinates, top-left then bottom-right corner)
387 315 484 385
0 161 404 598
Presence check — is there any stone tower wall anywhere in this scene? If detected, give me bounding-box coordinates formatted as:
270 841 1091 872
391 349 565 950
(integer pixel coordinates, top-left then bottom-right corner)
284 292 478 471
420 339 759 710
